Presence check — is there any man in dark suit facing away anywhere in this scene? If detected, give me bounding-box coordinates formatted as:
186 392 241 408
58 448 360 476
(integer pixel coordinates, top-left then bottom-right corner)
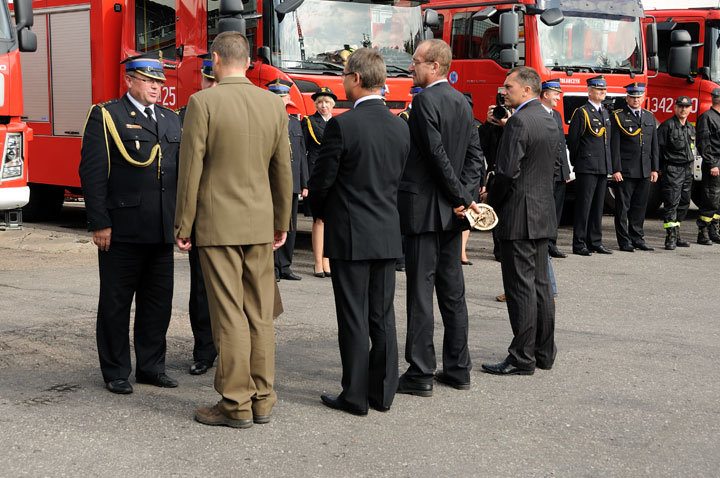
484 66 558 375
397 39 484 396
309 48 411 415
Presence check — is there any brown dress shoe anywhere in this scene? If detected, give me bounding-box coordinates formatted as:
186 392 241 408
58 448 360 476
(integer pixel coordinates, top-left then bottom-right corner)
195 405 253 428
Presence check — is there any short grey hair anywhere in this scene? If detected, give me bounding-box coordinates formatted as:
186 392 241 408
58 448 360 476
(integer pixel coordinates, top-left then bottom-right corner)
346 48 386 90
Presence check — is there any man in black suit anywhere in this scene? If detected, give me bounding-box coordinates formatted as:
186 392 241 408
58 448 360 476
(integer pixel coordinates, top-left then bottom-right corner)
483 66 557 375
539 79 571 258
266 78 309 281
309 48 410 415
567 76 614 256
610 82 659 252
79 52 181 394
397 39 484 396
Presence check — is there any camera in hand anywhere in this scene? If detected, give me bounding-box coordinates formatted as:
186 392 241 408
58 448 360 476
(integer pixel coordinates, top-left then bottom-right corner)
492 92 510 121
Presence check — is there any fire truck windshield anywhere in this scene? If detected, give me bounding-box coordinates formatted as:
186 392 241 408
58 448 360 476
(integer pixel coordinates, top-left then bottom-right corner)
273 0 423 75
708 24 720 84
537 14 643 73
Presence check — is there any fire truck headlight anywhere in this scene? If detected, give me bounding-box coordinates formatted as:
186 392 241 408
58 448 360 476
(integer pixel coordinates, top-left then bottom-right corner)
2 133 23 180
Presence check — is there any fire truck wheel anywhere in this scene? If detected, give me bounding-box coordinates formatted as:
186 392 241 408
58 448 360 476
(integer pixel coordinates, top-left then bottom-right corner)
22 184 65 222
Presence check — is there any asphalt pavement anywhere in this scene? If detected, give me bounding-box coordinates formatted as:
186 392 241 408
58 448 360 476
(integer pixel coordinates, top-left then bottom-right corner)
0 203 718 476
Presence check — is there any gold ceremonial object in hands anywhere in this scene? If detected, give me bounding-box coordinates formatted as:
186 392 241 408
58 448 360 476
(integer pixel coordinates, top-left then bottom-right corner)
465 203 498 231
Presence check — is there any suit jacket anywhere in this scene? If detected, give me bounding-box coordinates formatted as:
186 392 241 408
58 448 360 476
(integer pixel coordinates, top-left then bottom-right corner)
567 102 613 174
551 109 570 181
79 94 181 244
488 99 558 241
174 76 293 246
308 98 410 260
610 105 659 179
398 82 484 234
289 115 309 194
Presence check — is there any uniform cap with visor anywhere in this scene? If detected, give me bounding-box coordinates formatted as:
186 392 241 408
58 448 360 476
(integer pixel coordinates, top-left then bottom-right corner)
199 53 215 81
624 82 646 97
586 75 607 89
312 86 337 102
675 96 692 107
542 78 563 92
122 51 166 82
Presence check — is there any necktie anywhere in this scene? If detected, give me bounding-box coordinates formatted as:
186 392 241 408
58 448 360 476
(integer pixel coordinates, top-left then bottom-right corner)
144 107 156 125
635 110 641 119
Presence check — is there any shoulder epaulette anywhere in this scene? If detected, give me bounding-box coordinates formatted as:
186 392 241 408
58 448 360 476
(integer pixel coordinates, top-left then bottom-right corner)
95 99 119 108
613 108 623 113
175 106 186 115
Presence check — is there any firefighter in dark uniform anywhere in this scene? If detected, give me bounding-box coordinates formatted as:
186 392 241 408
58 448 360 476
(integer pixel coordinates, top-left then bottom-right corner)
266 78 309 281
567 75 614 256
695 88 720 245
657 96 695 250
79 52 182 394
176 54 218 376
540 78 571 258
303 86 336 277
610 82 659 252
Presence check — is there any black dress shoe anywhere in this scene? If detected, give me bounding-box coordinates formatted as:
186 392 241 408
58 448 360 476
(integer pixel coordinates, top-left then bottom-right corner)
368 399 390 412
323 271 332 278
549 248 567 258
536 363 553 371
619 245 635 252
280 271 302 281
633 242 655 251
189 361 212 375
136 372 178 388
313 272 325 278
396 375 433 397
395 264 406 272
481 360 534 376
106 379 133 394
320 394 367 416
461 260 473 266
573 248 592 256
590 245 613 254
434 372 470 390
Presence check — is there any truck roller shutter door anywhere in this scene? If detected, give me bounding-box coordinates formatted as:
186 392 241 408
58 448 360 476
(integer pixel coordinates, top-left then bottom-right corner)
19 14 50 123
50 9 91 137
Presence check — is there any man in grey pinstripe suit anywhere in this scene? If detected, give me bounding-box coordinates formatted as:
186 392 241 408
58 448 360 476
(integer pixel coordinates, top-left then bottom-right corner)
484 66 558 375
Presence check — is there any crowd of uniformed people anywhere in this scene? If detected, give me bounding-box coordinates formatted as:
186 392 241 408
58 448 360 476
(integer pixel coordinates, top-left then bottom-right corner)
77 36 719 426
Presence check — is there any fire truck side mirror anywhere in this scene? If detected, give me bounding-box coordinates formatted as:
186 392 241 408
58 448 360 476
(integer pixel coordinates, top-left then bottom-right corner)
539 8 563 27
275 0 305 15
668 29 692 78
219 0 247 35
498 11 519 47
499 48 519 68
423 9 439 29
646 22 658 58
18 28 37 53
14 0 33 30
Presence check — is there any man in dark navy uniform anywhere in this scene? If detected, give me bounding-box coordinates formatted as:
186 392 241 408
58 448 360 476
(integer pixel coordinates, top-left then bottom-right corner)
177 53 218 376
540 79 570 258
610 82 659 252
695 88 720 245
657 96 695 250
80 52 182 394
567 75 614 256
266 78 309 281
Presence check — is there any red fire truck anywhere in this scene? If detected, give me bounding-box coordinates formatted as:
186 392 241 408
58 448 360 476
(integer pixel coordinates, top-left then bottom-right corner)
20 0 430 219
423 0 674 211
643 1 720 204
0 0 35 229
